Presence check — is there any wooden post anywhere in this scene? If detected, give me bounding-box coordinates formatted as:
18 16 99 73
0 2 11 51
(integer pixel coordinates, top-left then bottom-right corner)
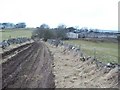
94 48 98 67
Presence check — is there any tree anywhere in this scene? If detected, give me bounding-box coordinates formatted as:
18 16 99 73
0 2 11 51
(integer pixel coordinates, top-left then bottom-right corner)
32 23 68 40
40 24 49 29
55 24 67 39
43 29 55 41
32 27 56 41
81 27 88 32
55 29 67 39
94 29 100 33
89 29 94 33
57 24 66 30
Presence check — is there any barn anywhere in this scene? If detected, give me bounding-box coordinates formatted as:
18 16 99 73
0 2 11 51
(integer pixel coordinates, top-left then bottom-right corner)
67 32 79 39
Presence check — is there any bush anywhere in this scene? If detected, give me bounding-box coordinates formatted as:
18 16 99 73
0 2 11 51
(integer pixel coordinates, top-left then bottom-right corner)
32 28 67 40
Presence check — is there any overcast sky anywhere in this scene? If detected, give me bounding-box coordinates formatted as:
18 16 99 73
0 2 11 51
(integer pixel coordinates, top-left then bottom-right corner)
0 0 119 30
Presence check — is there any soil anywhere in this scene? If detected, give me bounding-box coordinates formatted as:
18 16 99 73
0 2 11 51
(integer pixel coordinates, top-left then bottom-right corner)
1 41 55 89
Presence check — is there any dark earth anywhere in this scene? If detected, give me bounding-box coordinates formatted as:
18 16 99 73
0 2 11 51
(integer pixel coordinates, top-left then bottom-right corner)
1 41 55 89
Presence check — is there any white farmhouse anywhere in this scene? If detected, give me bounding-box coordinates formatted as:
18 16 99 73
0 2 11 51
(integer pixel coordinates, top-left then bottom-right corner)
67 32 79 39
0 23 4 29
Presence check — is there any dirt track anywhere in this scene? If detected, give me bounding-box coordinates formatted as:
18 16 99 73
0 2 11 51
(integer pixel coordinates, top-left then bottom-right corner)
1 41 55 89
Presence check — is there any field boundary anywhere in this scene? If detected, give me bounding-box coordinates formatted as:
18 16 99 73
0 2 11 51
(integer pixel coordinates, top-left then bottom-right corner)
47 39 120 71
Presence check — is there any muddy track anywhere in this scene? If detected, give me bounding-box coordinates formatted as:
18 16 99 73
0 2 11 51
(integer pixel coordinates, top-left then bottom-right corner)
2 41 55 89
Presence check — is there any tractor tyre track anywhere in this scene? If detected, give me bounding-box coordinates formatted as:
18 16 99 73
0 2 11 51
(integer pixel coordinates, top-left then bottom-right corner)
2 41 55 89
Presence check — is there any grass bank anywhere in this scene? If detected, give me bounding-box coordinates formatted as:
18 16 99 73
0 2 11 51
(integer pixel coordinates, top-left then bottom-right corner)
64 39 118 63
0 28 34 41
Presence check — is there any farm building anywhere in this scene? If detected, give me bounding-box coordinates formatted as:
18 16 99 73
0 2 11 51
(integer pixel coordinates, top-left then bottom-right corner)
0 23 4 29
0 22 26 29
67 32 79 39
0 23 15 29
77 32 117 39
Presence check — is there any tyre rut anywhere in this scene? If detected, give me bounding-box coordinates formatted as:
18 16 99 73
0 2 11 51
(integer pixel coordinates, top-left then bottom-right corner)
2 41 55 89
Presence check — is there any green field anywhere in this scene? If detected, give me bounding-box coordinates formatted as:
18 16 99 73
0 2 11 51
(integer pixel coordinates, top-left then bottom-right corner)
64 39 118 63
0 29 118 63
0 28 34 41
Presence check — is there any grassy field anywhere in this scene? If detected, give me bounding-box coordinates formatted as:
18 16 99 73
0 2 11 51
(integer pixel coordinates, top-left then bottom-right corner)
0 29 118 63
0 28 34 41
64 39 118 63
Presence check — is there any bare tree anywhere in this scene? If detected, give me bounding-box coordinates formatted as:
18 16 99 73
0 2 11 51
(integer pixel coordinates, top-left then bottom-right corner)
57 24 66 30
40 23 50 29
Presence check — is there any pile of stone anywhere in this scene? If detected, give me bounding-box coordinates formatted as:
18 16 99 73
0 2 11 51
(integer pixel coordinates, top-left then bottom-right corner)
0 37 31 49
47 39 120 71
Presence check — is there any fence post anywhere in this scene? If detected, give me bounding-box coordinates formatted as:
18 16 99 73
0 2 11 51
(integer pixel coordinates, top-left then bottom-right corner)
80 45 83 57
94 48 98 67
93 48 96 60
79 44 81 51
